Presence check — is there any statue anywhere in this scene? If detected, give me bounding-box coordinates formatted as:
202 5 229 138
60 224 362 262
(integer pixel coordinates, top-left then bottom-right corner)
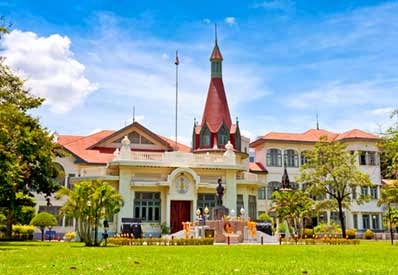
216 178 224 206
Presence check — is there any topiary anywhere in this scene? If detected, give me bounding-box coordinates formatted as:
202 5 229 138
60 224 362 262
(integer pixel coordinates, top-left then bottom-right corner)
258 213 272 222
30 212 57 241
345 228 357 239
364 229 374 240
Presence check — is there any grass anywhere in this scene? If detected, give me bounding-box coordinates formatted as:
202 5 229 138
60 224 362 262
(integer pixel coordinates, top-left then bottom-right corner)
0 241 397 274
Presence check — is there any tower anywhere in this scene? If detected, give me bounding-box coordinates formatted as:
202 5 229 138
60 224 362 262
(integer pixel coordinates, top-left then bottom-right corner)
192 30 241 152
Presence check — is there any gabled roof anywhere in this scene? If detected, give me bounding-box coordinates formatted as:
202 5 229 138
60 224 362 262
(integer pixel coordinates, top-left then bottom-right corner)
250 128 379 147
200 78 232 133
57 122 191 164
90 121 172 150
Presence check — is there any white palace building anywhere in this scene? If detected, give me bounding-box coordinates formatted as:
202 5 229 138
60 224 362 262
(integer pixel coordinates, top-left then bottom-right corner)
37 38 384 236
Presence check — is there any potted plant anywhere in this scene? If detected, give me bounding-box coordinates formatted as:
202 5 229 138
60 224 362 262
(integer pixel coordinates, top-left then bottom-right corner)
278 223 286 238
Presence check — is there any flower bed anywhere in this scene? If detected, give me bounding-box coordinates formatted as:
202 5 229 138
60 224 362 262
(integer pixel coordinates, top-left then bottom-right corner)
108 237 214 246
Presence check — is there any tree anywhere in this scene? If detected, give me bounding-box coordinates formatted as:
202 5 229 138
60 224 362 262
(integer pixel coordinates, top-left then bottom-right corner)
0 28 62 238
378 180 398 245
30 212 57 241
379 110 398 179
56 180 123 246
270 189 314 237
298 137 372 238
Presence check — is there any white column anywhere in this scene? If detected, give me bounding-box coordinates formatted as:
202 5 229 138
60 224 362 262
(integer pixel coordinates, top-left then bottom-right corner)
117 167 133 231
225 170 237 213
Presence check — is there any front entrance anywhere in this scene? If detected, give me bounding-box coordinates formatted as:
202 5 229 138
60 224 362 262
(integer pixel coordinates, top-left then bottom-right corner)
170 200 191 233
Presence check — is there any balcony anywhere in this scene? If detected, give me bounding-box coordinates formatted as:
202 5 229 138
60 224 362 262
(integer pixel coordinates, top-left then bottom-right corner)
111 150 248 170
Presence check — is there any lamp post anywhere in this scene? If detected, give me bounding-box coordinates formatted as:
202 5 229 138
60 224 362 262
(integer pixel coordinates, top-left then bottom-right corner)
203 206 209 225
240 207 246 220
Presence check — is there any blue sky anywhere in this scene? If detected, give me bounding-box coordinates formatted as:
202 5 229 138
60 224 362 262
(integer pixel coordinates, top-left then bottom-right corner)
1 0 397 144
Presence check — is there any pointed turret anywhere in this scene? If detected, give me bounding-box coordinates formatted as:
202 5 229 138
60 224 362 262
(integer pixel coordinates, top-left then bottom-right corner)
192 28 241 152
281 162 291 189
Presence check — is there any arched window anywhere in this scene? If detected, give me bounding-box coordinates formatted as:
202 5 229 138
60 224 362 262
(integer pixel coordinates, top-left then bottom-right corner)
53 162 65 186
284 149 299 167
300 150 310 166
267 181 281 200
218 124 229 147
266 149 282 167
200 125 211 147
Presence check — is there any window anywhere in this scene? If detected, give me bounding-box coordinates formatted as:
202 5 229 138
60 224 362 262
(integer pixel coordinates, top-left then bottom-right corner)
284 149 299 167
266 149 282 167
236 194 244 215
248 195 257 220
361 187 369 196
290 182 299 190
372 214 380 230
267 181 281 200
197 193 217 218
134 192 161 222
67 173 75 189
352 187 357 200
353 214 358 229
258 187 266 200
200 126 211 147
362 214 370 229
130 132 140 144
300 151 310 166
359 151 378 165
370 186 378 199
218 124 229 147
330 212 339 224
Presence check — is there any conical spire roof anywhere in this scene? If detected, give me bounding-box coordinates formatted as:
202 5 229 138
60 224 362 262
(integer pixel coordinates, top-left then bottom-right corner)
210 42 223 61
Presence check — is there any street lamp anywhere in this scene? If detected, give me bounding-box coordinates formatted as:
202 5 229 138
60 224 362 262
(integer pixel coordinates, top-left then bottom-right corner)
203 206 209 225
240 207 246 220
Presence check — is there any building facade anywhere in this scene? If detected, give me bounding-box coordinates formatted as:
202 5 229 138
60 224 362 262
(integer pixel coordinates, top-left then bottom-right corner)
40 39 383 236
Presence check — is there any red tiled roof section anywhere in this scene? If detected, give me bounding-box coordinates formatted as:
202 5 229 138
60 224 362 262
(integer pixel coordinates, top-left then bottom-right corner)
59 130 115 164
201 78 232 132
336 129 379 140
251 128 379 147
159 136 191 152
210 44 223 61
57 135 83 145
249 162 267 173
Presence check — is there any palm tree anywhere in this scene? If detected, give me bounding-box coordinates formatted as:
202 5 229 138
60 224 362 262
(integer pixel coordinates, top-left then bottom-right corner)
378 180 398 245
56 180 123 246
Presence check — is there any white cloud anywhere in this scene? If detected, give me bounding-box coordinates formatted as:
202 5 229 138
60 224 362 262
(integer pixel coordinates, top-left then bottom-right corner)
1 30 97 113
370 107 395 116
203 18 211 24
225 17 236 25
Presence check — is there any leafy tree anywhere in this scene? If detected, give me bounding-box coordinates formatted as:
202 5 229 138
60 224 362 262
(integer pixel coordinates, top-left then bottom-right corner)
378 180 398 245
270 189 314 237
0 27 62 237
380 110 398 179
30 212 57 241
56 180 123 246
298 137 372 238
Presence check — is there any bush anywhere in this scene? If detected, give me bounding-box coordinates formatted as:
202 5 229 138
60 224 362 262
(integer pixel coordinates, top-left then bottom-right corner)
107 237 214 246
64 231 76 242
258 213 272 222
364 229 374 239
302 228 314 238
314 222 342 236
346 228 357 239
11 225 35 240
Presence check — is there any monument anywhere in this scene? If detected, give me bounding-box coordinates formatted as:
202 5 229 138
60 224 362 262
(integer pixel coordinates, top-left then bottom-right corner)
212 178 229 220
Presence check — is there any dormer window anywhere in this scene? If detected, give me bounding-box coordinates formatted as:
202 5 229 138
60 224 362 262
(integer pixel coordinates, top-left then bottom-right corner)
200 125 211 147
218 124 229 147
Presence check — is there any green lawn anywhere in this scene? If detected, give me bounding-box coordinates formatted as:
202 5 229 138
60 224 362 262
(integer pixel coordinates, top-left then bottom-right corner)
0 241 397 274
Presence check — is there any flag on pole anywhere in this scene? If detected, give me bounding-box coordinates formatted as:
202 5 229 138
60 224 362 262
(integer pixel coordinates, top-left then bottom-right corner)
174 50 179 65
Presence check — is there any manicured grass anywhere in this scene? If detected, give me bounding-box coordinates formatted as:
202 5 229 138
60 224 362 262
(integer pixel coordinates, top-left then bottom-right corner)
1 241 397 274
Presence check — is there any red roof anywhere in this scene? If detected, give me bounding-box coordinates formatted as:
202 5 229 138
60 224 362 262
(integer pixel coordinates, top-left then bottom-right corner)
210 43 223 61
58 127 191 164
201 78 232 132
249 162 267 173
251 128 379 147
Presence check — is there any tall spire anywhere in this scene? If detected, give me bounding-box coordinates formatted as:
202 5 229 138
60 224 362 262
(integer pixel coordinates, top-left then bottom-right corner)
281 161 291 189
210 24 223 78
316 113 319 130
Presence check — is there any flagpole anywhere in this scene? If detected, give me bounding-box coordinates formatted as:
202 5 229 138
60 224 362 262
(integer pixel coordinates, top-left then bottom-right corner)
174 50 179 151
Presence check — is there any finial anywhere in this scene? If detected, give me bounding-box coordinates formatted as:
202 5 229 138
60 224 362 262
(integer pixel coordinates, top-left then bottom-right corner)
194 117 196 125
316 112 319 130
214 23 218 45
174 50 179 65
236 116 239 124
133 105 135 122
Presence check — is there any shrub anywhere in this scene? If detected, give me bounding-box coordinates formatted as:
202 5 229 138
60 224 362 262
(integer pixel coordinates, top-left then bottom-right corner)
11 225 35 240
258 213 272 222
346 228 357 239
302 228 314 238
30 212 57 241
364 229 374 240
64 232 76 242
314 222 341 236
